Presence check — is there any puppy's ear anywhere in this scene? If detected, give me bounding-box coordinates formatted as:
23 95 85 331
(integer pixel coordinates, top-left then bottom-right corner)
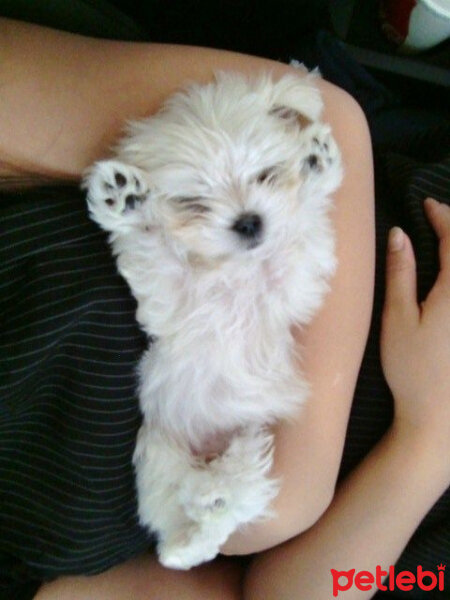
269 73 323 127
269 105 314 130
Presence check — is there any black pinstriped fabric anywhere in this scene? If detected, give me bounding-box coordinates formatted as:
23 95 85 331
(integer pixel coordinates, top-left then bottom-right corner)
0 189 150 599
0 124 449 598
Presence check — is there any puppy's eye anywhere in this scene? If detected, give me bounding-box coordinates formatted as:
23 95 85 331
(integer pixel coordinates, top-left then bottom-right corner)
255 166 279 185
174 196 210 214
175 196 203 204
186 203 211 214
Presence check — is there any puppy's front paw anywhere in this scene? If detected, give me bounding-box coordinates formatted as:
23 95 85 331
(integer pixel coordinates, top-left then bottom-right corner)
300 123 340 177
83 160 150 232
297 123 343 197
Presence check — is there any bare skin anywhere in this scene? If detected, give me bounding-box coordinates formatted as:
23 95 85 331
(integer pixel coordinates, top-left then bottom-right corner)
3 17 448 600
34 555 245 600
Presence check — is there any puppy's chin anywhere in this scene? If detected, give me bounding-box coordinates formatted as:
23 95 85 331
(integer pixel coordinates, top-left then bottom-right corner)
186 251 231 269
175 231 267 269
162 222 238 267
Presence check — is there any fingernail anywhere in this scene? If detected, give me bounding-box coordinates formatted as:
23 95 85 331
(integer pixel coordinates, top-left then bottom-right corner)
425 197 449 212
425 197 440 208
388 227 404 252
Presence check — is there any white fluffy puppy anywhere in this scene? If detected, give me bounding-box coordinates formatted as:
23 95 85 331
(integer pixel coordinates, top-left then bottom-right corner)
84 69 342 570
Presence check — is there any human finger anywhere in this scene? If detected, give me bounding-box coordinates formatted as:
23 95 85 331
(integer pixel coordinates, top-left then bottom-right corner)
424 198 450 282
383 227 419 321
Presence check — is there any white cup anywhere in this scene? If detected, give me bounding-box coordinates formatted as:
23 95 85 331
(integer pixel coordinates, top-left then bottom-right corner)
380 0 450 53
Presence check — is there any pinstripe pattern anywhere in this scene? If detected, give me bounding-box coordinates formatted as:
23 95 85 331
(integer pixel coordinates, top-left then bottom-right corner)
0 125 449 597
0 188 150 599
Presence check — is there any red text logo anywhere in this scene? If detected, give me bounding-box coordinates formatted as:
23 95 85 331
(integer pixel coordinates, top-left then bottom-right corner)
331 564 445 596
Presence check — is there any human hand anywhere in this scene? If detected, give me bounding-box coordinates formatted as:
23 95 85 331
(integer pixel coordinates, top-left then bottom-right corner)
380 198 450 449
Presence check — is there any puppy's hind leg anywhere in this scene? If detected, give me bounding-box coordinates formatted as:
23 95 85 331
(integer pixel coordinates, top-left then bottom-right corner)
179 426 279 533
83 159 151 233
133 425 227 570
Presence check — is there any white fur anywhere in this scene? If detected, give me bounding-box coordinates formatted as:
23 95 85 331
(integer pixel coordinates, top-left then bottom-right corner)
83 70 343 569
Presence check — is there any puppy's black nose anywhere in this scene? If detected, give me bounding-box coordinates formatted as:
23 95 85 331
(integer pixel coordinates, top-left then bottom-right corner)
232 213 262 239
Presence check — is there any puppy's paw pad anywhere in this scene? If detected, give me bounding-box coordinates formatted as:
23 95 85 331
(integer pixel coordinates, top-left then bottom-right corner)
300 125 340 176
85 160 149 218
